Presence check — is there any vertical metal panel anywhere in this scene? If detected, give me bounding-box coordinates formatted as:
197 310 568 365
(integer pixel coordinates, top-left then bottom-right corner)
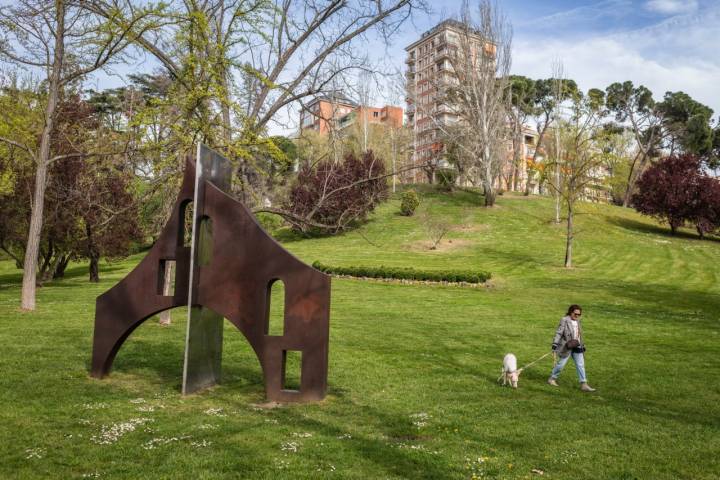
182 144 231 395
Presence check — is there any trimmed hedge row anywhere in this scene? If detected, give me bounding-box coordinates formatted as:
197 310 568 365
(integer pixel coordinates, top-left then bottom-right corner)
312 261 491 284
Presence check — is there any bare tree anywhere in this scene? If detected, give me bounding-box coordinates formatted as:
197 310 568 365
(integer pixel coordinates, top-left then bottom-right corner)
545 88 607 268
437 0 512 206
551 61 565 224
86 0 427 226
0 0 151 310
419 205 451 250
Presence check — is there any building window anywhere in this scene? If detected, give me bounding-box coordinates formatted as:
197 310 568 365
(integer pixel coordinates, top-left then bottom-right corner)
373 112 379 117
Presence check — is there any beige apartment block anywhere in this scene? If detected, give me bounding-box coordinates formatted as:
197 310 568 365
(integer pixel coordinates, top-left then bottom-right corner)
405 19 537 190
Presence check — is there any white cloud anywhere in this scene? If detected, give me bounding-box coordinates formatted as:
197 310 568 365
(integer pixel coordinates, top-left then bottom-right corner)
644 0 698 15
512 5 720 116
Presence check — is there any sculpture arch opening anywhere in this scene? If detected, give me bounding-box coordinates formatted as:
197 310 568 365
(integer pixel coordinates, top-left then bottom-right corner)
265 279 286 336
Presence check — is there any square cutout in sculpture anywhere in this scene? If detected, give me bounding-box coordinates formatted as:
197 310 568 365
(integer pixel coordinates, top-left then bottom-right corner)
282 350 302 391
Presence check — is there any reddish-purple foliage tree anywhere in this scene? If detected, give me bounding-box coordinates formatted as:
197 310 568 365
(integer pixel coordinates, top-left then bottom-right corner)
691 175 720 238
632 154 720 236
282 151 389 234
45 96 142 282
1 95 141 282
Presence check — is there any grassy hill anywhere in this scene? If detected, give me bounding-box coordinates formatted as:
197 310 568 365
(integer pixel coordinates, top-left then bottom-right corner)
1 190 719 479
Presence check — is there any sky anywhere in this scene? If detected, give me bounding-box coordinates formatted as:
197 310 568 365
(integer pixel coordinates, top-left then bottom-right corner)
383 0 720 114
86 0 720 133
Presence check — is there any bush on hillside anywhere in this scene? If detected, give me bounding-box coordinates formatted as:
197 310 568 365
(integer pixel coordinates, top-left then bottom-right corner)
282 150 388 234
436 168 458 191
312 261 491 284
400 189 420 216
632 154 720 236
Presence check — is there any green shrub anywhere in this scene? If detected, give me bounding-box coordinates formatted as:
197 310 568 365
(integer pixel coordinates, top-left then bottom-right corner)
436 168 458 191
311 262 490 284
400 189 420 216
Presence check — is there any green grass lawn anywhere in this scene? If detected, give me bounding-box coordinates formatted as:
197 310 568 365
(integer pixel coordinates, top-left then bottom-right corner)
1 189 719 479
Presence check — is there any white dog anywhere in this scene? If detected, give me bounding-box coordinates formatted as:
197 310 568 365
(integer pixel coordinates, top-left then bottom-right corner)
499 353 521 388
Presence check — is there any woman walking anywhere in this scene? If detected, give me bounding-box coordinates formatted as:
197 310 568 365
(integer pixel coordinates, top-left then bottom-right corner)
547 305 596 392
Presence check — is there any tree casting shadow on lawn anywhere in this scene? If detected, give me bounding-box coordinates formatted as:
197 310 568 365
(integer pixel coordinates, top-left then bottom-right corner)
607 216 720 242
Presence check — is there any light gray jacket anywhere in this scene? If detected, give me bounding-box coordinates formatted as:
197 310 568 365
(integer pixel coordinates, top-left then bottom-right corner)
552 315 584 357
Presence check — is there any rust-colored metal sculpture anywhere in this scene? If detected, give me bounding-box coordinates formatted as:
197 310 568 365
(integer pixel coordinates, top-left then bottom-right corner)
91 145 331 402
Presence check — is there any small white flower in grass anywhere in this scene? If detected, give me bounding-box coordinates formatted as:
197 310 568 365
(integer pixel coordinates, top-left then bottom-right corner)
198 423 219 430
316 463 336 472
292 432 312 438
91 418 153 445
190 440 212 448
280 441 299 453
141 435 190 450
78 419 93 425
81 473 101 478
81 402 109 410
25 448 45 459
129 398 145 404
409 412 430 428
274 458 290 470
204 407 226 417
265 419 278 424
337 433 352 439
137 405 155 413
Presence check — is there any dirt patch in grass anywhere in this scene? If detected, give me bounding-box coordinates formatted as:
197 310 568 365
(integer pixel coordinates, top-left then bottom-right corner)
407 238 474 252
454 224 489 234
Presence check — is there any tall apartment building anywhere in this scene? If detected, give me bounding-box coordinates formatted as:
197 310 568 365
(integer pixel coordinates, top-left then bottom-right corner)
405 20 477 183
405 20 538 189
300 94 403 136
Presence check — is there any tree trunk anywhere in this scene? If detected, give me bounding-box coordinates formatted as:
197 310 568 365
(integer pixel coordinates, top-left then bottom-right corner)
622 151 645 207
511 124 523 192
39 240 55 283
554 128 561 224
20 1 65 310
483 142 496 207
89 253 100 282
525 118 550 196
158 260 175 325
483 179 496 207
564 202 573 268
86 223 100 282
53 254 71 279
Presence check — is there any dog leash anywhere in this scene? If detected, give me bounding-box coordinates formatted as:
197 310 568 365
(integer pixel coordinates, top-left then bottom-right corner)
518 352 553 372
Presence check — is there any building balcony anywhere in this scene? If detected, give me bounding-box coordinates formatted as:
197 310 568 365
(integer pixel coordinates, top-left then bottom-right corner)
405 55 415 64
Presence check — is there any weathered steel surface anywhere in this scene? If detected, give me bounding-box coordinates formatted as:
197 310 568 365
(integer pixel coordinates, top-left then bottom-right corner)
91 146 331 402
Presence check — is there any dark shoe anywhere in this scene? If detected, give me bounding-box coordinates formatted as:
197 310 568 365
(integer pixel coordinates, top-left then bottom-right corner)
580 383 596 392
547 377 559 387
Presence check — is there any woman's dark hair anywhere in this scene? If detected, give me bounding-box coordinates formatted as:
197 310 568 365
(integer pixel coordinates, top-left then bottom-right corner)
566 304 582 316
